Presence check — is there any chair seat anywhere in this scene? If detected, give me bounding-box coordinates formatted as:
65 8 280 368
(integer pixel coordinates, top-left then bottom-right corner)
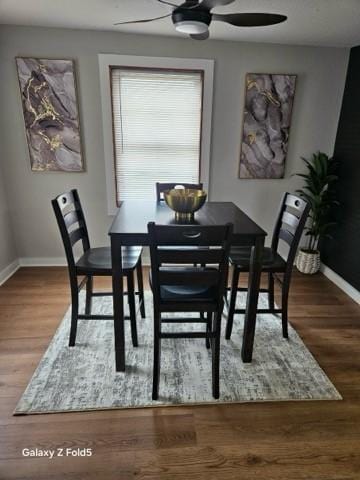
150 267 217 303
76 246 142 275
229 246 286 272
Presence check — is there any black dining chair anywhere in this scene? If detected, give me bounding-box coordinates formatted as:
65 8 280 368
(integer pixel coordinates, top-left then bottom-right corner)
225 193 310 340
52 189 145 348
148 222 233 400
156 182 203 201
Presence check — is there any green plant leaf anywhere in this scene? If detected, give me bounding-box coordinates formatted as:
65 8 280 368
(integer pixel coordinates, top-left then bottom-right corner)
295 151 339 241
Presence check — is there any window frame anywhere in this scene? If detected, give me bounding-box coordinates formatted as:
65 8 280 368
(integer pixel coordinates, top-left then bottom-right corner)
98 54 214 215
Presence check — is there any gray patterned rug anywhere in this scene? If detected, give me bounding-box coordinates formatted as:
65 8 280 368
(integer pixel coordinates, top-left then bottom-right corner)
14 292 341 415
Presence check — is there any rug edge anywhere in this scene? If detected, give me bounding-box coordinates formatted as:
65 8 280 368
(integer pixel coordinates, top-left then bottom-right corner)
13 393 343 416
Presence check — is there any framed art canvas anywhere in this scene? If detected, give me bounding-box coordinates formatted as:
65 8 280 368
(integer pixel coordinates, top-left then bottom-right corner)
16 57 84 172
239 73 297 179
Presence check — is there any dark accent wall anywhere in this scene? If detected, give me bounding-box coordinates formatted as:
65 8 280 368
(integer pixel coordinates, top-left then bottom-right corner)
321 46 360 290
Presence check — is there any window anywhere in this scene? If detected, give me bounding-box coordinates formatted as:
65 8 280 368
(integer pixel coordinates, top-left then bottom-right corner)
98 55 214 214
111 68 203 203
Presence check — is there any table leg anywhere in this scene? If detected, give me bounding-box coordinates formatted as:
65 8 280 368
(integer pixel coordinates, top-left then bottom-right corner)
111 234 125 372
241 236 264 362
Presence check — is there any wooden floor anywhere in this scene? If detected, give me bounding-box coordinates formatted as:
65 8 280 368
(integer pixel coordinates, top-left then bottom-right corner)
1 267 360 479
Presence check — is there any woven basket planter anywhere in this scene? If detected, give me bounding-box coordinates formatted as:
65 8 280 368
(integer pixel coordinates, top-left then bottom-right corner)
296 249 321 274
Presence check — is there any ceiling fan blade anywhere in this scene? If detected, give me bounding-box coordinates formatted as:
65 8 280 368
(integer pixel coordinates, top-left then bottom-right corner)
114 13 171 26
212 12 287 27
199 0 235 10
190 31 210 40
157 0 180 7
158 0 201 8
178 0 200 6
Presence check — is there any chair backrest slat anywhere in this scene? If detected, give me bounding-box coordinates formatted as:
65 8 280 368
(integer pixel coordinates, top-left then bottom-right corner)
158 248 224 265
285 194 308 212
149 224 228 246
158 269 220 287
278 228 295 246
52 189 90 268
156 182 203 202
148 222 233 306
271 192 310 269
56 191 76 212
281 211 300 231
63 210 84 230
69 226 87 247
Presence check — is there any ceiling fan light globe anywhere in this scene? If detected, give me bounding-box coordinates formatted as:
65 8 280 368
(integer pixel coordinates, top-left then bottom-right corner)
175 20 209 34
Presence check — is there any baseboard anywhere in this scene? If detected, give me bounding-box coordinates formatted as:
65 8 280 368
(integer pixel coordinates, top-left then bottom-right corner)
0 254 149 285
320 263 360 305
19 257 67 267
0 259 20 286
18 256 151 267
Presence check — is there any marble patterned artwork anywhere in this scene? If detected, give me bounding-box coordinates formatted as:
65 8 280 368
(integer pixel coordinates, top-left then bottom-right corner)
16 57 84 172
14 292 341 415
239 73 297 179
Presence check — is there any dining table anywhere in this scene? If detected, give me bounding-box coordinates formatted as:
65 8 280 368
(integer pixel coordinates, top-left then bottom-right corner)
109 200 267 372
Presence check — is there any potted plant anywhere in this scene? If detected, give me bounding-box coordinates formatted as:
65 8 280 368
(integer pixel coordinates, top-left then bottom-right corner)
295 151 338 274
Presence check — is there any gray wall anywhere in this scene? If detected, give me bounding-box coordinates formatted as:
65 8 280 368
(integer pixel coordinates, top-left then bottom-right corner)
0 160 17 271
0 25 349 261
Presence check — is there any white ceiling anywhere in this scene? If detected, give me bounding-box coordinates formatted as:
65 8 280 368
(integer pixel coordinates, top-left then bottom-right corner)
1 0 360 47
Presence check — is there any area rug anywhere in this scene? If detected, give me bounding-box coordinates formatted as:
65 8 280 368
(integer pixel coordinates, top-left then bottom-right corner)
14 292 341 414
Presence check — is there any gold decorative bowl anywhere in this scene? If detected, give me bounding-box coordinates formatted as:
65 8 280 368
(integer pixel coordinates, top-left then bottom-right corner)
164 188 207 221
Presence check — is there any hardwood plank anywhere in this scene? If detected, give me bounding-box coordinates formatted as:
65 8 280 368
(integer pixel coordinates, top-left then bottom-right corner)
193 402 360 446
0 452 135 480
0 414 196 460
132 443 360 480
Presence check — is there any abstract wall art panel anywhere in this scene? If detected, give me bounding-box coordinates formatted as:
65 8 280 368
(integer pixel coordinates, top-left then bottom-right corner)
16 58 84 172
239 73 297 179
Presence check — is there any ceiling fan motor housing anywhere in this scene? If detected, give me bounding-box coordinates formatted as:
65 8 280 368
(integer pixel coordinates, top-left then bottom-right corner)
172 8 212 33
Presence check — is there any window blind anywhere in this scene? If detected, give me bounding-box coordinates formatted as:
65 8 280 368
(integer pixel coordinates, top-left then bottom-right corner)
111 68 203 203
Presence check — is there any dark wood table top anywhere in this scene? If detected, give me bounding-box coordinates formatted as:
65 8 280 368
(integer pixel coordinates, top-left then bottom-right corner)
109 201 266 245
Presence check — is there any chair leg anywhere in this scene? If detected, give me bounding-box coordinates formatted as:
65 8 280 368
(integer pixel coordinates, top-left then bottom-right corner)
212 311 222 399
281 277 290 339
152 308 161 400
225 267 240 340
85 276 93 315
136 257 146 319
127 272 138 347
206 312 212 349
268 272 275 310
69 280 79 347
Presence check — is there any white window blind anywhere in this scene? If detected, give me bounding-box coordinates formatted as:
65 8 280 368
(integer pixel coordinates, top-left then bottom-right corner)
111 68 203 203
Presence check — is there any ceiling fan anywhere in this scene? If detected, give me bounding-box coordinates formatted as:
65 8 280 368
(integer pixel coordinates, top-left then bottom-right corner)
114 0 287 40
